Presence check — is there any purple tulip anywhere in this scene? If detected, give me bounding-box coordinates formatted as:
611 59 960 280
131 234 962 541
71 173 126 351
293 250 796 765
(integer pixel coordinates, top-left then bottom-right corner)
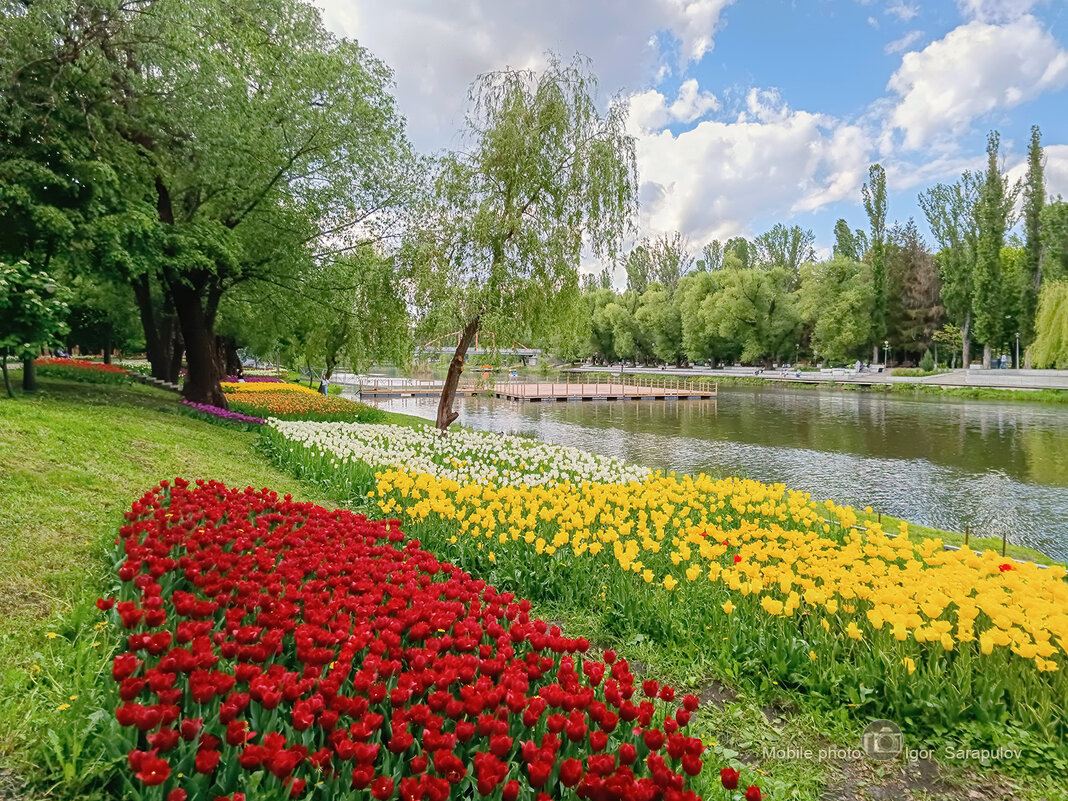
180 400 265 425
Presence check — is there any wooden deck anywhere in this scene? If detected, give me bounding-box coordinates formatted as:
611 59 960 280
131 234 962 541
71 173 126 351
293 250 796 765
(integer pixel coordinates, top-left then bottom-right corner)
356 377 717 401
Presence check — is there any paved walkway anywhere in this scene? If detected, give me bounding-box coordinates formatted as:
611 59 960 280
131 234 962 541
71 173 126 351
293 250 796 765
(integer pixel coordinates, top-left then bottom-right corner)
569 365 1068 391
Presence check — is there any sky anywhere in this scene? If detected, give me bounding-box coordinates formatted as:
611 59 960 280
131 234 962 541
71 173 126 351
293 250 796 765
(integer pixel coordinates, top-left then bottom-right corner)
316 0 1068 263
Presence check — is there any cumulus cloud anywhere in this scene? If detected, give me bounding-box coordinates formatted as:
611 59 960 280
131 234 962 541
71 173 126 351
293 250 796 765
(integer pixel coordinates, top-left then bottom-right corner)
315 0 734 151
884 30 923 53
630 79 720 131
887 16 1068 150
630 88 871 243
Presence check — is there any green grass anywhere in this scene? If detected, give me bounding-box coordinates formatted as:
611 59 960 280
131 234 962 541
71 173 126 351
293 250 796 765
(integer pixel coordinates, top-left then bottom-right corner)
0 377 333 798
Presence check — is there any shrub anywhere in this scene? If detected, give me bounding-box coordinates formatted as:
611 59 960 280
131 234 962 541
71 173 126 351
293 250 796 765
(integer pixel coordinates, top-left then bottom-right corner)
919 349 934 372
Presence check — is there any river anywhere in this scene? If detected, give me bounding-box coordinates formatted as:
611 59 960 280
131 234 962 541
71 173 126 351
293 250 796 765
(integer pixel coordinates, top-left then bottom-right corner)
353 385 1068 560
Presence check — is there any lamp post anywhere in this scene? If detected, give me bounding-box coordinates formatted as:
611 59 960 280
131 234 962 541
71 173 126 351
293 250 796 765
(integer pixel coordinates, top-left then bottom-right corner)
883 340 889 368
1015 332 1020 369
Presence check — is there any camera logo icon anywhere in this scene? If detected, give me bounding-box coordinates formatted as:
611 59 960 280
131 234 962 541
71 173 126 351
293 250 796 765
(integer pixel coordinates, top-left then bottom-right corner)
862 719 903 761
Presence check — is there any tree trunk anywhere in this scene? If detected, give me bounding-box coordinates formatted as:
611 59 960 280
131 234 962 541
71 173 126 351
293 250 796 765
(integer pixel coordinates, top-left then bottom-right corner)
872 344 879 364
103 325 112 365
173 284 227 408
166 326 183 385
435 317 480 431
961 314 971 369
22 357 36 392
982 344 992 370
1 348 12 399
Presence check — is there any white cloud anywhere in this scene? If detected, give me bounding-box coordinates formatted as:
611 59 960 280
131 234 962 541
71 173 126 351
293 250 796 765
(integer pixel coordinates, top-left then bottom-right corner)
956 0 1042 23
630 89 871 243
884 30 923 54
316 0 734 151
887 2 920 21
887 16 1068 150
630 79 720 131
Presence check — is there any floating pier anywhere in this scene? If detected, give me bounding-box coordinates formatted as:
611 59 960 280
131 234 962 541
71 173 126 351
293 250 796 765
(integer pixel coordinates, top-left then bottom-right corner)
354 376 717 402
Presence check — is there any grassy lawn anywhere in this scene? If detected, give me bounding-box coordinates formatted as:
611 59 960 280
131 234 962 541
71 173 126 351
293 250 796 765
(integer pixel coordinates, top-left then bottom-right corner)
1 374 1062 800
0 376 334 797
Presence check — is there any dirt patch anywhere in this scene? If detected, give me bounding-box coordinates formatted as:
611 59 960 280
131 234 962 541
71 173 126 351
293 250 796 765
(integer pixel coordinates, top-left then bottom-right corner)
698 678 738 709
821 753 1020 801
761 697 799 727
0 767 29 801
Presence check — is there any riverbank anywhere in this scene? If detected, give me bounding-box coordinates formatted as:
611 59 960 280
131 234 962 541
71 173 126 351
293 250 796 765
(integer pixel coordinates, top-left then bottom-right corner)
570 366 1068 404
2 378 1065 801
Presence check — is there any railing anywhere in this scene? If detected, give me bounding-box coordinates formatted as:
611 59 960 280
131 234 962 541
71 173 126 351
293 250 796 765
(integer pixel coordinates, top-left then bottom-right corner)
353 374 720 397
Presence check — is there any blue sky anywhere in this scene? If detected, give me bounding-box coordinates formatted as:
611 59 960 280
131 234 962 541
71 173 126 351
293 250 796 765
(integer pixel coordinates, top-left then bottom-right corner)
321 0 1068 258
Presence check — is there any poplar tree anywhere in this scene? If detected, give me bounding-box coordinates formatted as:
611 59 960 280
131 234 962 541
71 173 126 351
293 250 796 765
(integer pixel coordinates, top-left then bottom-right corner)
1020 125 1045 358
862 164 887 362
972 131 1018 368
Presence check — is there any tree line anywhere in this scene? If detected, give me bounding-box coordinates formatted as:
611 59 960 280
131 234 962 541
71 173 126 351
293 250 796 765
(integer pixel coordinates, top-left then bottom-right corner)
566 134 1068 370
2 0 1067 424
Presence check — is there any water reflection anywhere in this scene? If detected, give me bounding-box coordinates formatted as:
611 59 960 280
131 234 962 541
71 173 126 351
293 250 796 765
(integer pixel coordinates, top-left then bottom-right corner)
357 386 1068 559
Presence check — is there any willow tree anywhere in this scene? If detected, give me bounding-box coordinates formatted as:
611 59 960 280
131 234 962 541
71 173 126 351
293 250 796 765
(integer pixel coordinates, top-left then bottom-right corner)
408 56 637 430
2 0 411 407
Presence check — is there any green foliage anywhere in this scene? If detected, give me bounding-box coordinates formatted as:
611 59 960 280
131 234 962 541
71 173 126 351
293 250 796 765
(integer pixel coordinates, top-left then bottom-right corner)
0 261 71 358
752 223 815 284
919 348 935 371
1020 126 1044 345
702 267 800 363
634 284 684 363
1029 281 1068 368
1041 201 1068 282
798 256 873 363
885 220 942 360
221 246 412 378
972 132 1019 358
862 163 888 349
407 54 638 355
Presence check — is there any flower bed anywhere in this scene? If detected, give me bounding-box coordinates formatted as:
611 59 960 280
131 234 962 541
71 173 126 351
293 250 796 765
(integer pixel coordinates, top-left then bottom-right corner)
221 383 384 423
263 423 1068 745
34 357 129 384
265 422 649 489
179 400 265 427
223 376 285 384
102 479 750 800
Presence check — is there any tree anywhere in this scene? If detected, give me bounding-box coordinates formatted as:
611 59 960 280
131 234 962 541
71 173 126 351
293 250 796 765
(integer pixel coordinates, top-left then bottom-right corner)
798 256 874 364
753 223 815 285
972 131 1019 368
1029 280 1068 368
885 220 942 362
703 267 800 364
1041 201 1068 282
862 163 888 362
697 240 723 271
220 247 411 386
634 284 684 364
833 219 859 261
722 237 752 270
676 270 722 363
407 56 638 430
2 0 412 407
920 174 980 367
0 261 70 397
1020 126 1045 354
